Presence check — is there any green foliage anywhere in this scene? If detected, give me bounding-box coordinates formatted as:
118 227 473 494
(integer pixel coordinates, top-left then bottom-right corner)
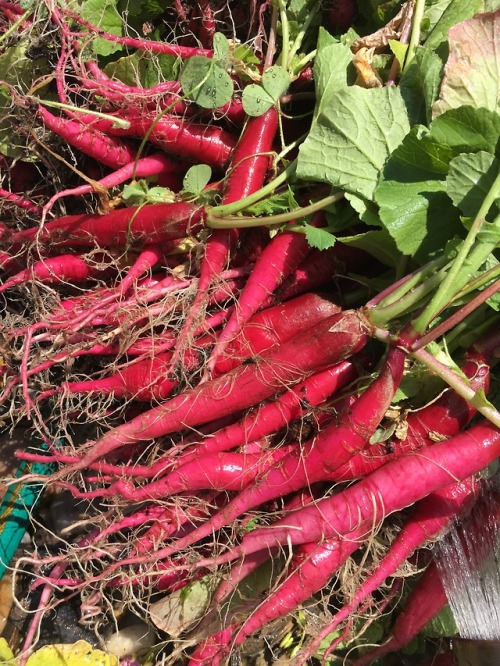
297 86 410 199
447 152 500 217
81 0 123 56
104 51 178 88
122 180 175 205
242 66 291 116
180 36 234 109
182 164 213 196
304 225 336 250
424 0 484 50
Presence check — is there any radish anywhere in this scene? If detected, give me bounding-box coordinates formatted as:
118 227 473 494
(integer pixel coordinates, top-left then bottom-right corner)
297 478 478 663
37 106 137 169
333 350 491 482
69 447 295 500
42 153 182 214
276 243 370 301
351 563 448 666
118 345 404 560
205 213 319 373
8 202 204 248
103 110 237 167
50 309 370 475
202 421 500 564
174 108 279 361
0 187 41 215
174 360 358 465
0 253 111 293
43 293 344 403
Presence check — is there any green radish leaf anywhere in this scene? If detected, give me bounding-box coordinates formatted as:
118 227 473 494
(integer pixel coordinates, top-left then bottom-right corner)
242 66 290 116
261 66 291 100
339 230 401 268
122 180 175 205
242 191 296 216
183 164 212 195
180 56 233 109
447 151 500 217
304 225 337 250
388 39 408 68
242 84 275 116
145 187 176 203
375 125 462 259
213 32 230 69
345 193 381 226
423 604 458 638
81 0 123 56
424 0 483 50
430 107 500 157
400 45 444 126
297 86 410 200
432 10 500 117
122 181 149 205
104 52 178 88
313 32 353 120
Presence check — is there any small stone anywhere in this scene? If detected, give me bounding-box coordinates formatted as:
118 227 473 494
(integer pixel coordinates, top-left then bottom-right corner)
105 624 156 659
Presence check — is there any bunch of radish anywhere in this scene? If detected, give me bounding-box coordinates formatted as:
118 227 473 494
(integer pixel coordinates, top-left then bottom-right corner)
1 1 499 664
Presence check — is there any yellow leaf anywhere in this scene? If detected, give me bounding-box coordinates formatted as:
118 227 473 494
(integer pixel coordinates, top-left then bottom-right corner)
25 641 118 666
0 638 16 664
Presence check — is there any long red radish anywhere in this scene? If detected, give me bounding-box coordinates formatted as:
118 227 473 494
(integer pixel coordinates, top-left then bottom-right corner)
42 154 182 215
60 5 213 59
50 310 370 475
174 108 279 363
0 253 111 293
103 110 237 167
205 215 318 373
297 478 477 663
333 350 490 482
37 106 137 168
201 421 500 565
0 187 41 215
275 242 370 301
8 202 204 248
66 447 295 500
43 293 344 403
119 345 404 560
224 524 369 657
351 563 448 666
175 360 358 466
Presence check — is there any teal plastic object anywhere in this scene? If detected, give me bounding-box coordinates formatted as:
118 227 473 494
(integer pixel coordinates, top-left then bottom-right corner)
0 445 56 580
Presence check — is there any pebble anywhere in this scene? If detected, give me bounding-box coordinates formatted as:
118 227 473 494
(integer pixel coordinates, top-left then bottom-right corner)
104 623 157 659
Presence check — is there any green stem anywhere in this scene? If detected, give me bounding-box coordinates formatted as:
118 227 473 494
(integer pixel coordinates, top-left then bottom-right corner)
446 309 498 350
209 158 298 217
35 99 131 129
372 257 449 309
277 0 290 71
207 192 343 229
369 264 450 326
411 347 500 428
412 279 500 350
412 174 500 334
403 0 426 70
287 5 319 67
0 10 29 45
292 50 317 76
449 263 500 304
